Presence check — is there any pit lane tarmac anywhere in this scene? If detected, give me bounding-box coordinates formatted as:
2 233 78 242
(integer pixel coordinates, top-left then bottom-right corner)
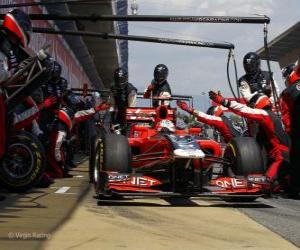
0 160 299 250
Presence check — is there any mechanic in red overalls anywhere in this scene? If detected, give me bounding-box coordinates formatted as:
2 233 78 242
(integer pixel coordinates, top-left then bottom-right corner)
0 9 57 187
280 59 300 197
48 90 110 178
176 101 240 143
209 91 290 191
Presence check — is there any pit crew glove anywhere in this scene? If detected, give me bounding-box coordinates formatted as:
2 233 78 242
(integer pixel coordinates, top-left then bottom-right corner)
262 84 272 97
209 91 230 107
176 101 194 114
144 84 155 98
95 102 111 112
38 96 57 109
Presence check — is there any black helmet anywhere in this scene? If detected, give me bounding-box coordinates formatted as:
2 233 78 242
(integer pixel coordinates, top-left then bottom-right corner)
2 9 32 47
282 63 295 79
52 61 62 80
60 77 68 93
154 64 168 83
114 67 128 87
64 90 81 111
243 52 261 75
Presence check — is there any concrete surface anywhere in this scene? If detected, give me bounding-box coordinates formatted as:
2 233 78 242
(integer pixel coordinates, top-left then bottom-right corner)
44 191 297 250
0 155 90 250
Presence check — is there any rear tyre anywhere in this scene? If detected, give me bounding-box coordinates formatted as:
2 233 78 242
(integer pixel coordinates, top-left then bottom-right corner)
0 132 46 192
224 137 265 176
93 134 131 196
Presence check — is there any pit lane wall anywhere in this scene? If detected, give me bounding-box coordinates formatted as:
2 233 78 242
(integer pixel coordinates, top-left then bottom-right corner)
0 0 91 88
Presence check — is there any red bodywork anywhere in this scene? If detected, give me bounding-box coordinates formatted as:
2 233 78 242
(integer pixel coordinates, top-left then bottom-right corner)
0 93 6 158
99 104 268 198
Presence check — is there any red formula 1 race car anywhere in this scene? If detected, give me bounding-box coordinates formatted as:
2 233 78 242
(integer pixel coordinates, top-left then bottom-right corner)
92 95 270 201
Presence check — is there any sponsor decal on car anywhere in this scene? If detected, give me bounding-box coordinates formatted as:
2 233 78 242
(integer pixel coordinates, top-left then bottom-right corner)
108 174 161 187
212 177 247 189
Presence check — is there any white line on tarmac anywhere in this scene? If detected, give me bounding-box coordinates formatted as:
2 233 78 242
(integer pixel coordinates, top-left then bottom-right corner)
74 175 84 178
55 187 71 194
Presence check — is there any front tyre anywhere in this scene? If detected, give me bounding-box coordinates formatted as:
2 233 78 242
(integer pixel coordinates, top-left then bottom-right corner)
93 134 131 196
0 132 45 192
224 137 266 176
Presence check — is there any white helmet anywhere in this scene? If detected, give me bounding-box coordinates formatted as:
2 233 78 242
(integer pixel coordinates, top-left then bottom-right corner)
157 119 175 133
92 91 102 105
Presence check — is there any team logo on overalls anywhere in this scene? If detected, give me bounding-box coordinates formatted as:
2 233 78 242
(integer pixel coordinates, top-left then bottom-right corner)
296 83 300 91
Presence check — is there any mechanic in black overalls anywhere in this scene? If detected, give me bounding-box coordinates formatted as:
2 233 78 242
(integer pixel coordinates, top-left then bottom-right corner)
111 67 137 132
39 61 68 139
144 64 172 107
238 52 279 104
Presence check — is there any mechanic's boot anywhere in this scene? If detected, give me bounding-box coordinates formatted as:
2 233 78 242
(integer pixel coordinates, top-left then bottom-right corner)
36 173 54 188
63 167 73 178
65 161 77 169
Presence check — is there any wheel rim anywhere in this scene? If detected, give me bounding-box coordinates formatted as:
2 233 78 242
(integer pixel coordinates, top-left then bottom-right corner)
223 146 236 177
2 143 34 179
93 140 103 193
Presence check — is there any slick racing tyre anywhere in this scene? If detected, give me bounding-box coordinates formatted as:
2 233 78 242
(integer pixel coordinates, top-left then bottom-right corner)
93 134 131 195
0 131 46 192
89 134 103 183
224 137 265 176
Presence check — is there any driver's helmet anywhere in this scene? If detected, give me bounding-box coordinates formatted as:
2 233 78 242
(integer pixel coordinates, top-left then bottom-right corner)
157 119 175 133
2 9 32 48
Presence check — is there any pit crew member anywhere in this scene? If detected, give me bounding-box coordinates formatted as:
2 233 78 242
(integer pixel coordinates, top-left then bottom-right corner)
238 52 279 104
209 91 290 190
111 67 137 130
177 101 240 143
48 90 110 178
144 64 172 107
280 59 300 196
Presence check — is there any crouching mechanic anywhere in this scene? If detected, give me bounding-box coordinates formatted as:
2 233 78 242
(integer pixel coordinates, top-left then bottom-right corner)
280 59 300 197
48 91 110 178
177 101 240 143
144 64 172 107
209 91 290 191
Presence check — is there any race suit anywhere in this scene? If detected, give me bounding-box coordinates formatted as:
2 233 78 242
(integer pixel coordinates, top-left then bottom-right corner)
39 77 68 137
192 110 240 143
223 100 289 183
144 80 172 107
280 60 300 191
239 70 280 104
48 105 107 178
111 82 137 128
